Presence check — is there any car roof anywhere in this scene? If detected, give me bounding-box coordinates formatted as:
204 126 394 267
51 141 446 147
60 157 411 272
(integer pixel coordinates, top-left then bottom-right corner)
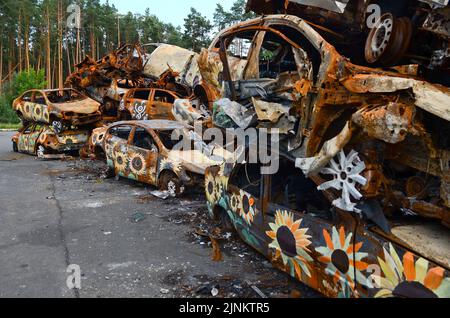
110 120 190 131
22 88 81 95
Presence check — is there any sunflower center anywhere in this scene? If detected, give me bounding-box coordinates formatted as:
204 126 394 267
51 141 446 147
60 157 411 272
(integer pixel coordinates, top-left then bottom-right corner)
393 281 438 298
242 195 250 213
207 181 214 194
331 249 350 274
132 158 143 170
276 226 297 257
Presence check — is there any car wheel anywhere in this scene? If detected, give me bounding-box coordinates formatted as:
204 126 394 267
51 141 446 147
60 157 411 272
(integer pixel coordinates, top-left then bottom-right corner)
51 120 63 134
36 144 48 158
158 172 184 197
12 141 18 153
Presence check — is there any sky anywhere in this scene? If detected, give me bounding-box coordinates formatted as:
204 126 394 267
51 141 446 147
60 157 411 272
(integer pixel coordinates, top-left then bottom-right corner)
103 0 237 28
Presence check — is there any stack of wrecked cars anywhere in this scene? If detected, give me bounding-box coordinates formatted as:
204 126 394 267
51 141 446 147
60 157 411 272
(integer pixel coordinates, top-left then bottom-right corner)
12 88 101 158
8 3 450 298
195 14 449 298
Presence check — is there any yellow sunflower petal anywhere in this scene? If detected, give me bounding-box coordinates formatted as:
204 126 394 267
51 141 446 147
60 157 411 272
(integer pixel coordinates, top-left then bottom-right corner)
379 258 398 286
375 289 394 298
415 258 429 284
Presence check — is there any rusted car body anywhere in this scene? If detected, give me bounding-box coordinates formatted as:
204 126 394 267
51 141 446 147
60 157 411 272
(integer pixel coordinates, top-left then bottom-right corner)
206 158 450 298
12 88 101 133
95 120 229 194
12 123 89 158
119 88 181 120
199 14 450 298
246 0 450 85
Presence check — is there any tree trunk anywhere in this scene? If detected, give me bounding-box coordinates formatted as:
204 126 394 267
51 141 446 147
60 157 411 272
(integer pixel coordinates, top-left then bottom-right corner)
18 10 22 72
24 17 30 71
46 6 52 89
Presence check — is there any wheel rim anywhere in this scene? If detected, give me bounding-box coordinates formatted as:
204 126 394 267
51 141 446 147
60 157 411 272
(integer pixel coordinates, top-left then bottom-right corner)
365 13 394 63
167 180 177 197
37 145 45 158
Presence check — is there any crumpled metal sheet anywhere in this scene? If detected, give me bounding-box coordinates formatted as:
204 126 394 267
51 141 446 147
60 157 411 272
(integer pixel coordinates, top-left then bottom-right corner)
212 98 256 129
342 74 450 121
172 99 206 125
352 102 417 144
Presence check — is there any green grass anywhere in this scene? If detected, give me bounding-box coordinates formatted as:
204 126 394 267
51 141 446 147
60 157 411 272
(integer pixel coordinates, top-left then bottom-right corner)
0 123 21 130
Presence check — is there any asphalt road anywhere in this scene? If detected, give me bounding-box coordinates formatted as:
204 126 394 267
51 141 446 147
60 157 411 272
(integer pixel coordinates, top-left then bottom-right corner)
0 131 320 298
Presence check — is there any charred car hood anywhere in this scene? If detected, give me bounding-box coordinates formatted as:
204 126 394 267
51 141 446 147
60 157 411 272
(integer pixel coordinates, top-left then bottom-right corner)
51 100 101 114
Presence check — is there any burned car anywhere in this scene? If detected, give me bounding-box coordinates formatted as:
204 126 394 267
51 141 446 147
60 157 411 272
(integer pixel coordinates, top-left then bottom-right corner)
246 0 450 85
201 14 450 298
119 88 182 120
206 155 450 298
12 123 89 158
95 120 230 194
12 88 102 133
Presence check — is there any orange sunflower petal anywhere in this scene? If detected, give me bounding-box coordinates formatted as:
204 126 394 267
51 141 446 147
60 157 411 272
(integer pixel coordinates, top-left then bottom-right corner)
318 256 331 264
355 260 369 271
403 252 416 282
266 231 276 240
423 267 445 290
347 242 363 254
323 229 334 250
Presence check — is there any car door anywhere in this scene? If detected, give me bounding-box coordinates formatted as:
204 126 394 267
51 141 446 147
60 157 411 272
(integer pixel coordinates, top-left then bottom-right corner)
225 162 266 252
17 91 34 122
128 89 152 120
32 91 50 124
126 127 159 185
17 124 35 153
27 124 44 154
104 124 133 176
147 89 176 120
262 157 361 298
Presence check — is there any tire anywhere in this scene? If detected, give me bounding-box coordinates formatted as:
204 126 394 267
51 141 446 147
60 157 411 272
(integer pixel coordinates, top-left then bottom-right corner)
158 171 184 197
36 144 48 158
12 141 18 153
215 206 234 232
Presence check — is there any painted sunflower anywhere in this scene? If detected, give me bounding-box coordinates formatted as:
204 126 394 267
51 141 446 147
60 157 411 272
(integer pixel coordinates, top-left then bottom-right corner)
32 104 42 121
24 103 32 117
205 173 218 203
266 210 313 280
113 151 128 171
239 190 257 225
316 227 370 290
43 108 50 122
229 192 242 214
371 243 450 298
129 153 146 176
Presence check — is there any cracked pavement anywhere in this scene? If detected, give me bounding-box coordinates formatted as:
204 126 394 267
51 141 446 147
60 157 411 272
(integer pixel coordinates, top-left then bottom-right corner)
0 131 320 298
